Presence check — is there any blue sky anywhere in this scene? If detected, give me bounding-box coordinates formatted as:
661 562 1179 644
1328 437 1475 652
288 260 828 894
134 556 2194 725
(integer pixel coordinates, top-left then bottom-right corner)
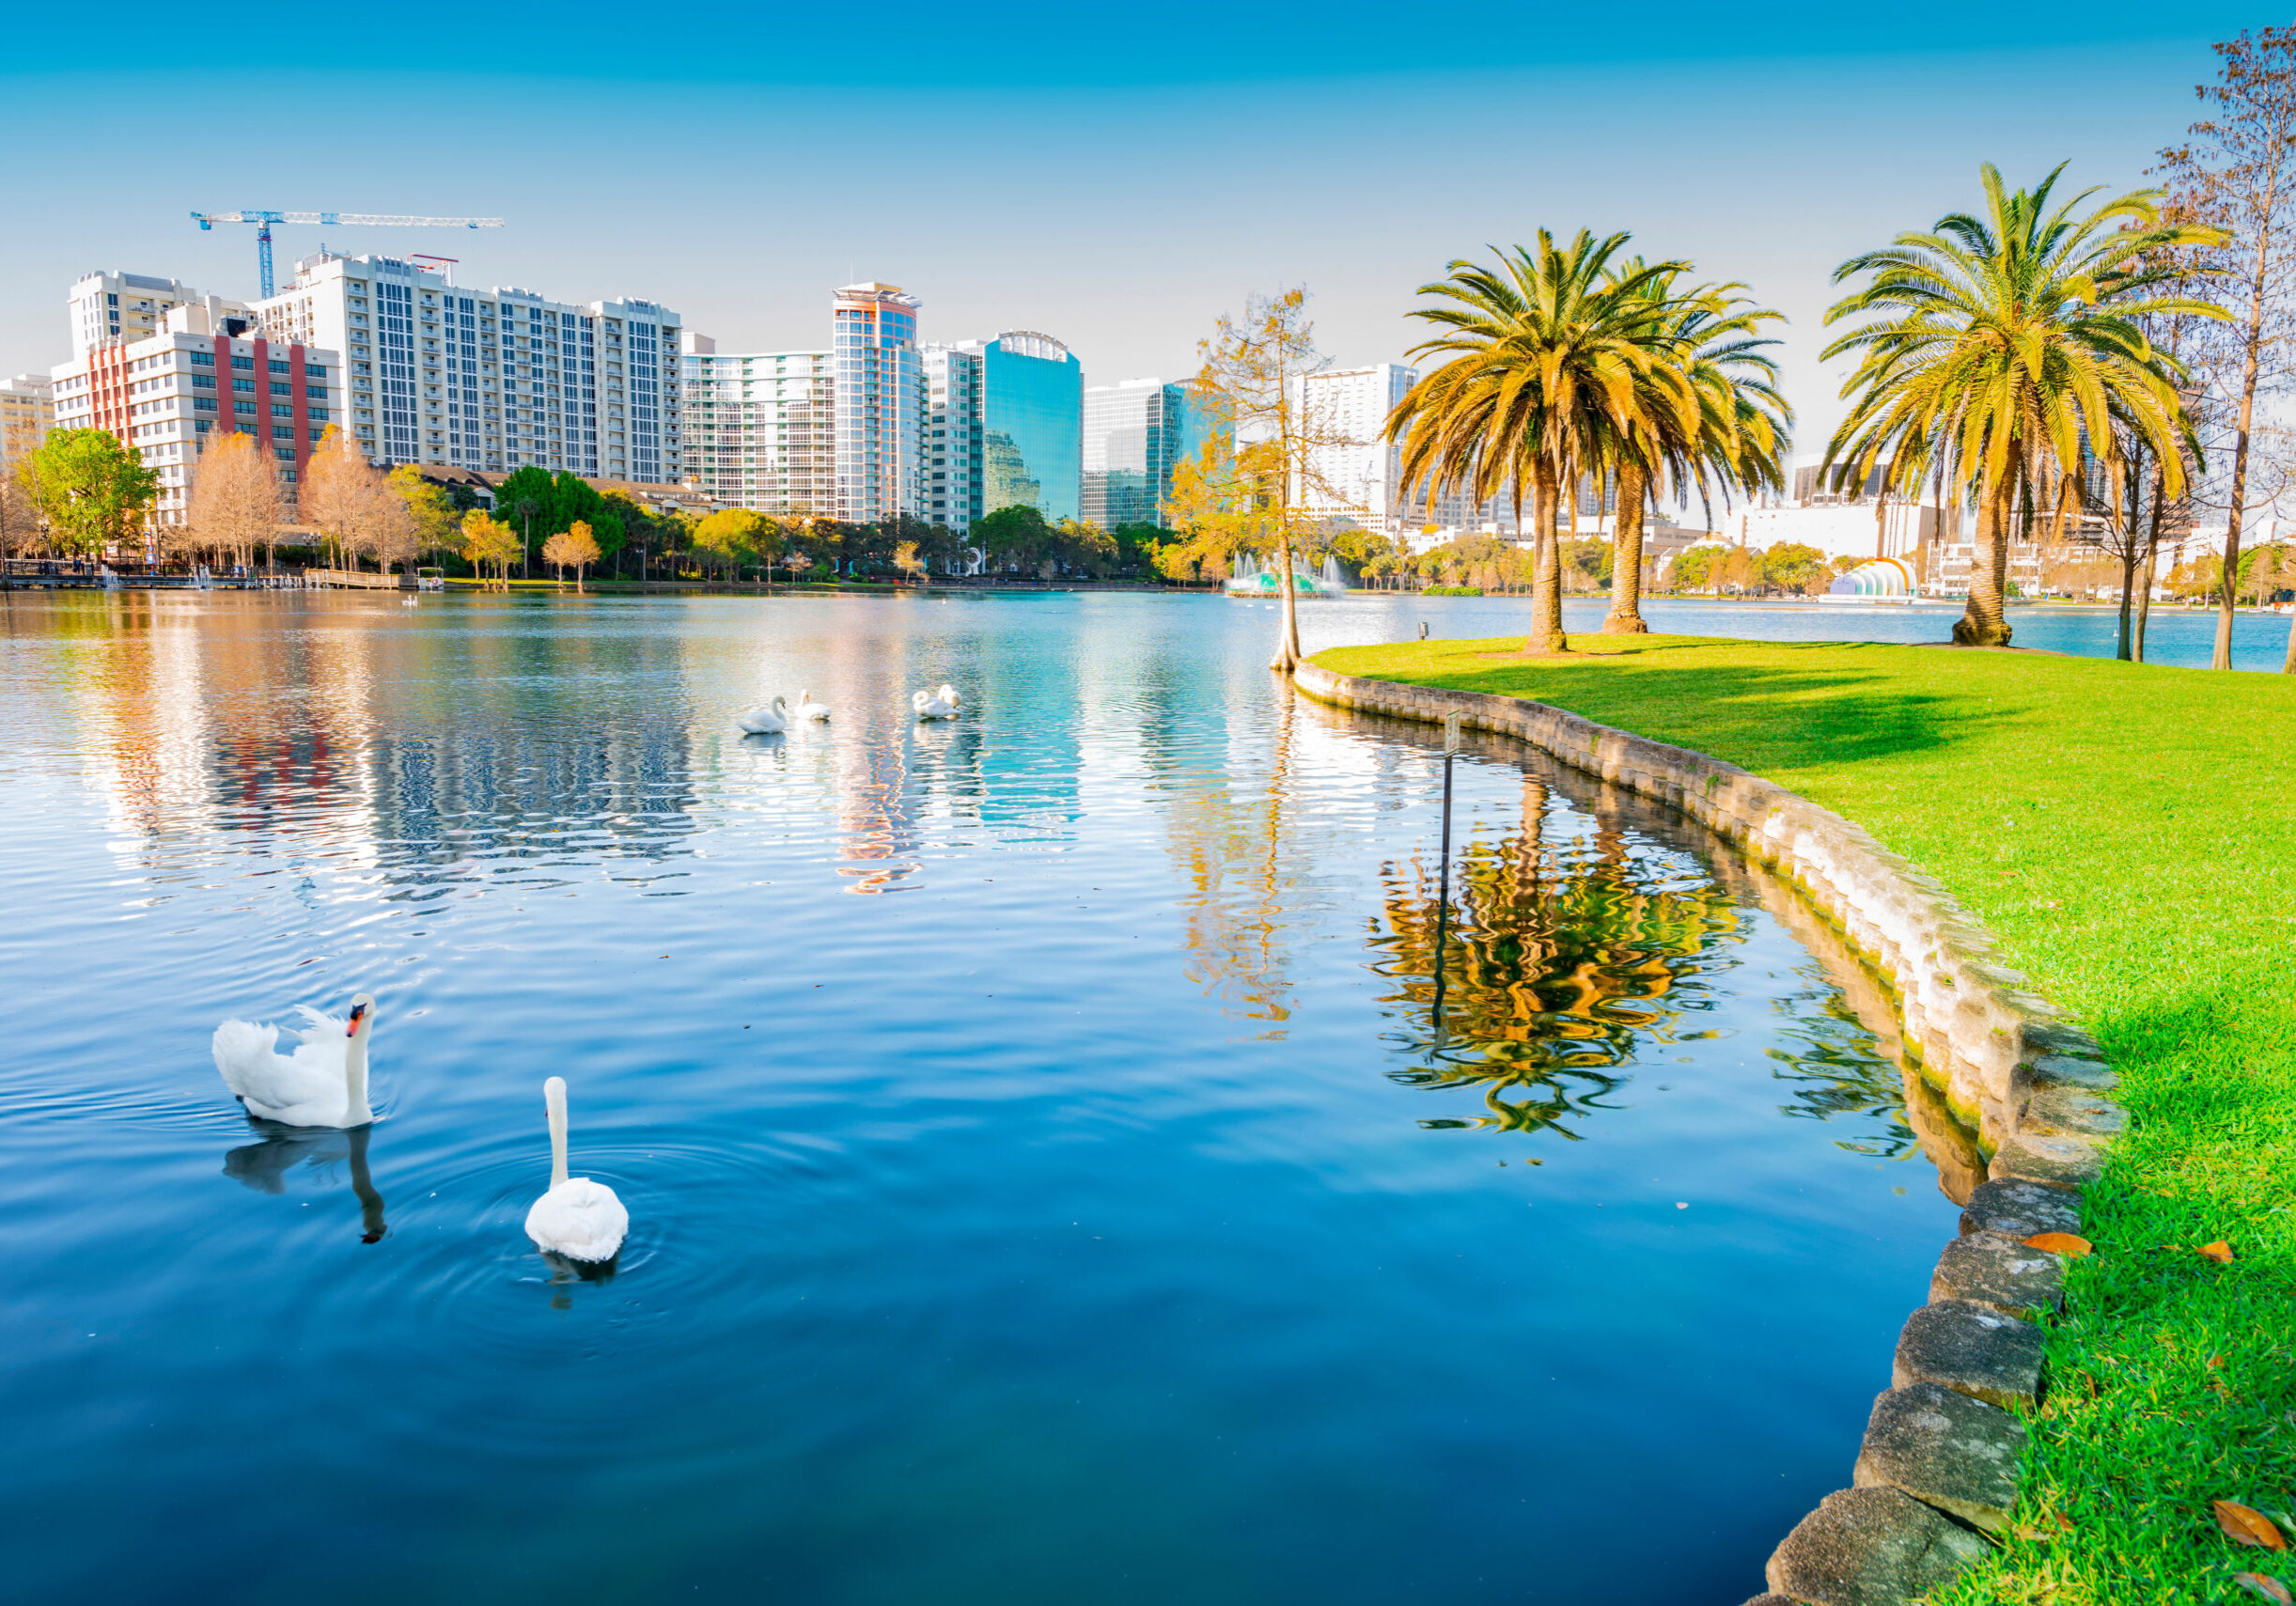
0 3 2264 458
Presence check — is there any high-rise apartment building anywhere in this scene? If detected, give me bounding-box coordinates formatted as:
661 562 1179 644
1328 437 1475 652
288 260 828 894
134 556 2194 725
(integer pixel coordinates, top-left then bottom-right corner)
922 344 983 532
68 272 247 360
253 253 681 481
1289 364 1419 532
49 299 337 529
976 332 1081 522
832 283 923 522
679 335 836 516
0 374 55 467
1082 378 1209 528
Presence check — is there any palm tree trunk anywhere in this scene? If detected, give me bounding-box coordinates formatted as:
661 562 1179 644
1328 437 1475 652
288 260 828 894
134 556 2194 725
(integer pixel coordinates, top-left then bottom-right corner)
1523 460 1568 656
1601 461 1650 634
1954 458 2016 647
2116 544 2137 661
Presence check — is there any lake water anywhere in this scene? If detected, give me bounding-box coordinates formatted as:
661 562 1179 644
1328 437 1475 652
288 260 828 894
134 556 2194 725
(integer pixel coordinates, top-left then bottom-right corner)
0 591 1977 1605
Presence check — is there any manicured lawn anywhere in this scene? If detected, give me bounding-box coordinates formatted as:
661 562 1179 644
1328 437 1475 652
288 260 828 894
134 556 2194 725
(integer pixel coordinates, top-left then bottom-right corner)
1316 633 2296 1605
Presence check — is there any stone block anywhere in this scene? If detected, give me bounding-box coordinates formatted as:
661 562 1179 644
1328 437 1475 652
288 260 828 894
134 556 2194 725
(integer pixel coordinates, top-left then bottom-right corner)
1764 1486 1991 1606
2024 1052 2119 1093
2018 1085 2125 1139
1894 1299 2045 1409
1852 1382 2027 1534
1960 1178 2081 1242
2019 1021 2103 1060
1930 1232 2065 1318
1989 1132 2104 1192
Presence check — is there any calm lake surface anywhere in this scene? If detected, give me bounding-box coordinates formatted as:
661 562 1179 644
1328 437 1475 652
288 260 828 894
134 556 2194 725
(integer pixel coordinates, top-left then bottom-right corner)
0 591 1975 1605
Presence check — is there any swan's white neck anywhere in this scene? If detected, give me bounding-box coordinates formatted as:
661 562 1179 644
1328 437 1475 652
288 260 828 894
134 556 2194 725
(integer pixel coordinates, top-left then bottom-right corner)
343 1021 373 1124
545 1076 570 1187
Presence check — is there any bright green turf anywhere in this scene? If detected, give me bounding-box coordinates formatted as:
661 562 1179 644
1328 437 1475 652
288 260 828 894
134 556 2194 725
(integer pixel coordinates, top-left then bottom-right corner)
1316 633 2295 1604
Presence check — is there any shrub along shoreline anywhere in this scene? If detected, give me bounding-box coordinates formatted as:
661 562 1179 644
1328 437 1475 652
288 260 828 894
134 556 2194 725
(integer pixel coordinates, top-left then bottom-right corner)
1313 632 2294 1604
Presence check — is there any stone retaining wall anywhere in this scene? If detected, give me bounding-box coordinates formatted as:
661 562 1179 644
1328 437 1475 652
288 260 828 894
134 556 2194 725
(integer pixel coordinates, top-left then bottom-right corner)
1293 661 2122 1606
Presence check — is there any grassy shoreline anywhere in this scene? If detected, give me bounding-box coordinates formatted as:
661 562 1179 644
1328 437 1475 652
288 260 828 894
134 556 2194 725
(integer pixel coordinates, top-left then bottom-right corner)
1313 632 2294 1605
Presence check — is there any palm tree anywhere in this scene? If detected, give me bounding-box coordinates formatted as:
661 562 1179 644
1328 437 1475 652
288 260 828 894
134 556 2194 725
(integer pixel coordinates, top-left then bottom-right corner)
1597 267 1790 633
1822 164 2223 647
1388 233 1697 655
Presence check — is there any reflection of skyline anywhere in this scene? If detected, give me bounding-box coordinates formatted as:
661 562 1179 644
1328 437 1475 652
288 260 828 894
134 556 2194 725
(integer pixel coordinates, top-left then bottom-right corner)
41 595 704 896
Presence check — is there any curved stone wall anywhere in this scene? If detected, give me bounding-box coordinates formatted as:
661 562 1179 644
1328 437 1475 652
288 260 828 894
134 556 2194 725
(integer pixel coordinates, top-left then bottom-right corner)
1294 661 2120 1606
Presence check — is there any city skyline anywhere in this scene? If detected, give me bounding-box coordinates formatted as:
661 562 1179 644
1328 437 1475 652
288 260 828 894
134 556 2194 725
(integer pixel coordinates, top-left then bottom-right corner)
0 17 2249 467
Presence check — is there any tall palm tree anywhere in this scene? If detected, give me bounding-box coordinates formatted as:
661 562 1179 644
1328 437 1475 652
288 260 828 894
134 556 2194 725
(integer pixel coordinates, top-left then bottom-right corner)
1389 233 1696 656
1597 267 1790 633
1822 164 2223 647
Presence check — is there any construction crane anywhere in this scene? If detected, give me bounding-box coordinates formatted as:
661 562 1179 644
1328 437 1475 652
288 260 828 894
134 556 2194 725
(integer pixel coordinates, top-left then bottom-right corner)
189 211 506 298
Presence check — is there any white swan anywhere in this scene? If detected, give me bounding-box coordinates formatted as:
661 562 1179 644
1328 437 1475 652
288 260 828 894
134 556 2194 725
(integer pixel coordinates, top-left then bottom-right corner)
523 1076 628 1263
935 682 961 709
912 688 958 721
212 993 377 1128
737 695 789 735
795 690 831 722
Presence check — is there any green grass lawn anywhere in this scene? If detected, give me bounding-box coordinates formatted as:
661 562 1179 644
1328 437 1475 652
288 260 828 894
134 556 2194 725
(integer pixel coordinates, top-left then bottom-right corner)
1315 632 2295 1605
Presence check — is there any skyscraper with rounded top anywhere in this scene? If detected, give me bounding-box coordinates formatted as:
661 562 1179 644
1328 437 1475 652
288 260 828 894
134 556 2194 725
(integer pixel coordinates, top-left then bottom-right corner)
977 331 1081 522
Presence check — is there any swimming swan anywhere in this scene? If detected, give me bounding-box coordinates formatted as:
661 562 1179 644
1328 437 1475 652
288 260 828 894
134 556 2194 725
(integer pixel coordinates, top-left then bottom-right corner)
935 683 961 709
737 696 789 735
912 688 958 721
523 1076 628 1263
212 993 377 1128
795 690 831 721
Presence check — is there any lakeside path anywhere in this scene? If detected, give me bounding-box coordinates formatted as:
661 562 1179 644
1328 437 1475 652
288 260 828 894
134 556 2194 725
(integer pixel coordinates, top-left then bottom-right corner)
1313 633 2294 1604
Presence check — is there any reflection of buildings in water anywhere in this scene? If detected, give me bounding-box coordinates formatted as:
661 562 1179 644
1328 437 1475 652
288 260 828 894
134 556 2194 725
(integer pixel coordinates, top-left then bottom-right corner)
69 594 383 875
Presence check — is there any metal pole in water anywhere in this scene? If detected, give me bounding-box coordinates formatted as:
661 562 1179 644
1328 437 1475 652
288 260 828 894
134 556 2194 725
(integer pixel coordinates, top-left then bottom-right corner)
1431 710 1460 1029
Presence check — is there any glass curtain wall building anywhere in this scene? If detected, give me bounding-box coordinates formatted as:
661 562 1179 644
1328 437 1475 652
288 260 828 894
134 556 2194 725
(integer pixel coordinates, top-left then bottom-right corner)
1082 378 1213 528
832 282 924 522
976 331 1081 522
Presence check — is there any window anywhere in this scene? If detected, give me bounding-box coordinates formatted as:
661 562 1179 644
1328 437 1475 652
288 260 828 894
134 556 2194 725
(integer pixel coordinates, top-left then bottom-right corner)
273 427 293 442
232 378 255 394
272 404 292 420
305 366 327 382
235 400 256 416
230 355 253 370
269 359 289 374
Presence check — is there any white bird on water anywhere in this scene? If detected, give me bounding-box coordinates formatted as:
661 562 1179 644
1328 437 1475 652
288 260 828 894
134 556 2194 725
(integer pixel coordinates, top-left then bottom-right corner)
212 993 378 1128
935 683 961 710
524 1076 628 1263
911 688 957 721
794 690 831 722
737 696 789 734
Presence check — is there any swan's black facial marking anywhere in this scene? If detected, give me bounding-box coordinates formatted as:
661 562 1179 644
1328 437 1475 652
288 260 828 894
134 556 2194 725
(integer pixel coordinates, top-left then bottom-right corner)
346 1002 368 1037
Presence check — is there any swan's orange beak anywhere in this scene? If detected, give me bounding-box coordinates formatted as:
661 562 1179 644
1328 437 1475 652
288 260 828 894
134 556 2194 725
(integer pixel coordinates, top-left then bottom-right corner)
346 1003 367 1037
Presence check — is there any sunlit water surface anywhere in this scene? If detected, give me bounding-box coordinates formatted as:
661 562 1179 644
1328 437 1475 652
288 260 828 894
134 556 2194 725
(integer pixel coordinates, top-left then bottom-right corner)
0 591 1973 1605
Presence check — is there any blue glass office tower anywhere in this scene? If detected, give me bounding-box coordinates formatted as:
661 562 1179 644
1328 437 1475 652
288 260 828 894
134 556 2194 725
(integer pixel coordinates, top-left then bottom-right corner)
976 332 1081 522
1083 379 1217 527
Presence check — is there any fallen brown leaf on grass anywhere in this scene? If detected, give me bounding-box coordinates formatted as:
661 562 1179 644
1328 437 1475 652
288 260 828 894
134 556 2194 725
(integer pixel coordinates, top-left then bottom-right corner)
2024 1231 2093 1255
2014 1525 2051 1542
2200 1240 2237 1263
2235 1573 2294 1604
2218 1500 2288 1550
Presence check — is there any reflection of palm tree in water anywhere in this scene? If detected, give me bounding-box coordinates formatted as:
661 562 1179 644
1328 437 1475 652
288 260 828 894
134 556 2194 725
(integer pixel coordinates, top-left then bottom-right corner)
1375 772 1743 1138
223 1120 388 1242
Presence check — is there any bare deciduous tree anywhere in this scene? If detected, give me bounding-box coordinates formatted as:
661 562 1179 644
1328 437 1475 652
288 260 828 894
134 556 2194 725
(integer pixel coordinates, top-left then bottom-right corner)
2158 25 2296 670
186 429 280 573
